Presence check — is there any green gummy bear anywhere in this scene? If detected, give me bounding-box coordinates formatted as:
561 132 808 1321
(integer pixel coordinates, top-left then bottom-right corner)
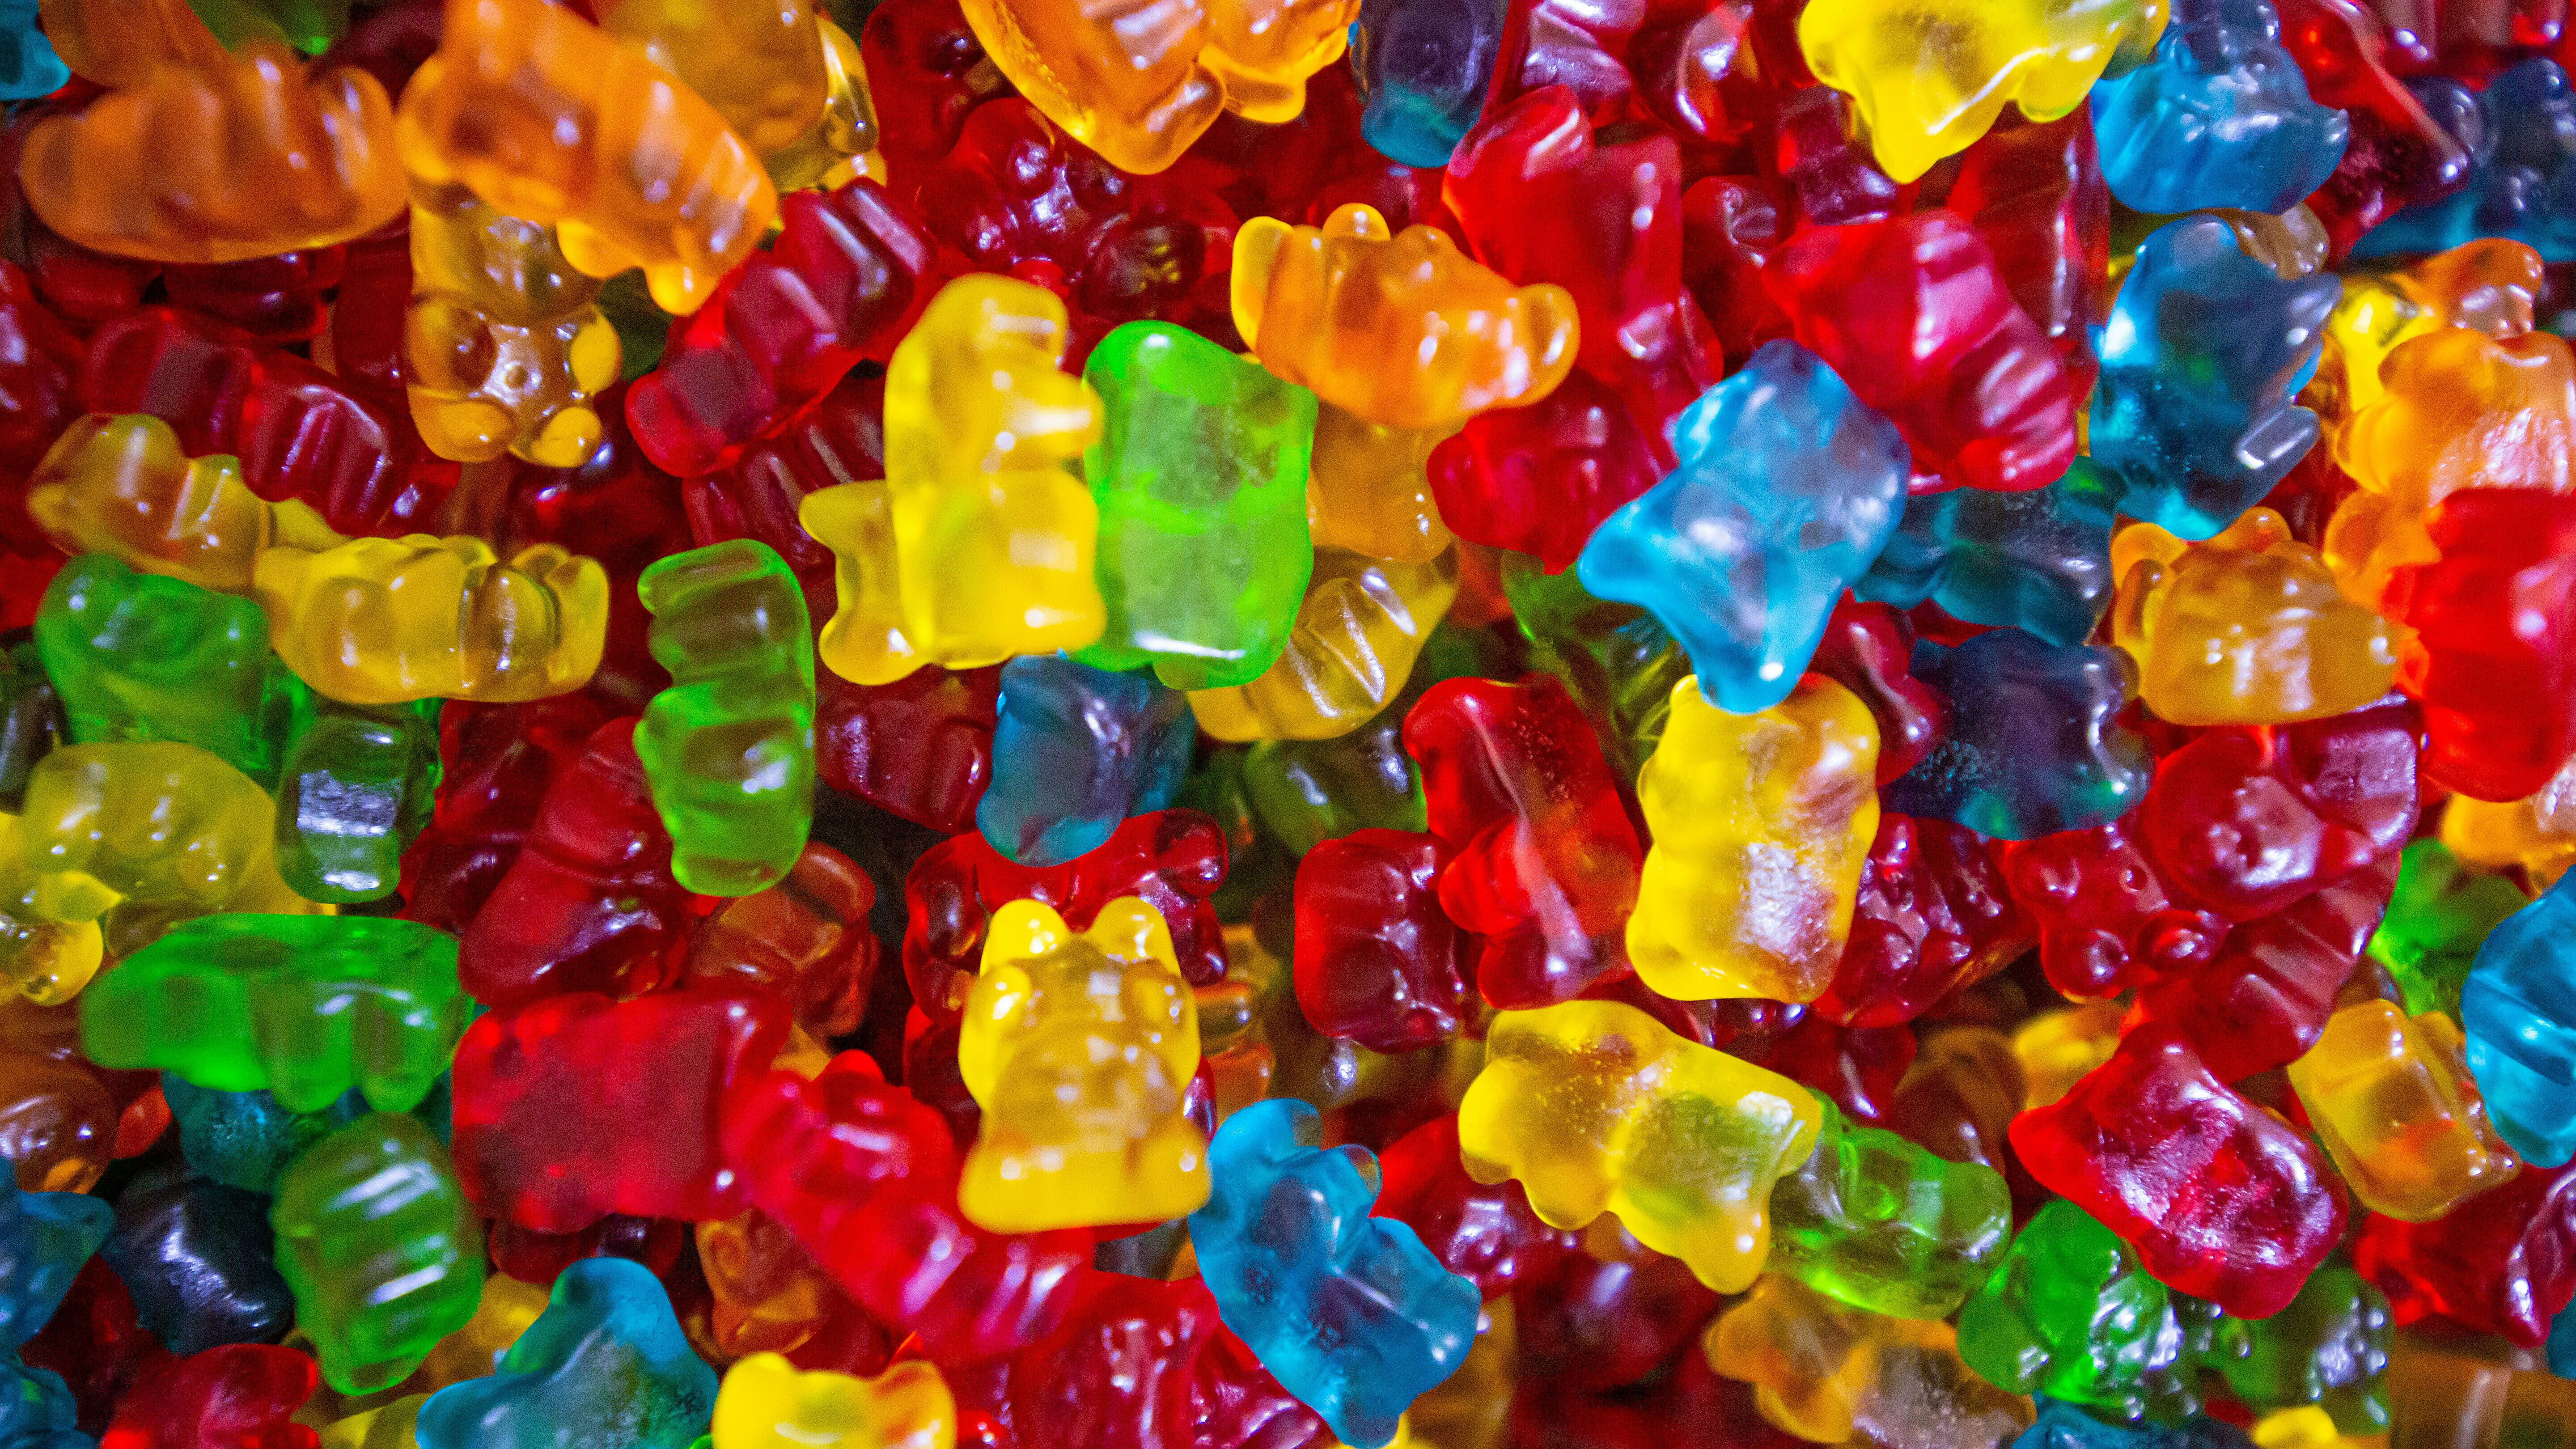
2203 1261 2392 1435
1499 553 1685 788
1076 321 1317 691
2366 838 2531 1020
1242 710 1425 857
185 0 352 51
1957 1198 2202 1422
272 1112 483 1394
35 554 305 787
1765 1096 2013 1321
80 913 467 1114
636 540 815 898
274 696 444 905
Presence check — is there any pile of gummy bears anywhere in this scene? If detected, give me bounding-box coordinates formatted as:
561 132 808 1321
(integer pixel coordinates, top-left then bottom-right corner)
10 0 2576 1443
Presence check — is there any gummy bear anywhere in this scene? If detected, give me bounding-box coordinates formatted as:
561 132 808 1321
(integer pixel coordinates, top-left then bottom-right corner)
1352 0 1514 167
101 1344 317 1449
34 555 298 787
2352 1157 2576 1348
415 1258 717 1449
1627 675 1880 1005
253 535 607 705
0 1174 111 1350
2089 216 2338 541
1576 340 1908 716
954 897 1208 1233
1813 815 2034 1029
20 42 405 263
1959 1199 2204 1422
22 414 343 597
1426 369 1662 575
1187 1098 1478 1447
1704 1274 2036 1446
1457 999 1823 1292
2090 0 2350 214
1856 459 2121 649
1076 322 1317 692
1886 629 2155 842
2382 489 2576 804
1765 1097 2012 1321
708 1354 953 1449
975 656 1194 869
2367 837 2529 1019
272 694 441 905
269 1112 482 1394
1762 210 2080 495
2285 999 2517 1222
1231 203 1578 433
2205 1261 2389 1436
1290 830 1474 1054
80 915 464 1115
2461 869 2576 1167
958 0 1358 175
1186 548 1460 742
104 1165 295 1355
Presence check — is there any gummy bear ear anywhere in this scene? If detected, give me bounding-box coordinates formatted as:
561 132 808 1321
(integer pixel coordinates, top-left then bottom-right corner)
1084 895 1178 969
1227 216 1296 353
979 897 1074 970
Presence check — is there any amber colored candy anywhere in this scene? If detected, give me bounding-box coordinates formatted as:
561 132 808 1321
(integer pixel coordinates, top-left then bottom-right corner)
1306 403 1454 565
395 0 780 314
2308 239 2542 430
1187 548 1459 742
2286 999 2519 1223
23 414 344 595
592 0 829 157
763 21 882 192
34 0 229 85
2441 756 2576 890
1704 1275 2035 1445
253 535 608 704
2110 508 2396 726
20 42 407 265
959 0 1357 175
1232 204 1579 434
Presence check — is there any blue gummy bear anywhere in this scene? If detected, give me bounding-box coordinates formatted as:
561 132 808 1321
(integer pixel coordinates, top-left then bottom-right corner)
0 1354 88 1449
977 655 1193 867
1576 339 1910 715
2089 0 2348 216
2089 216 2338 542
2353 59 2576 262
1188 1098 1478 1449
1350 0 1511 167
162 1077 369 1195
416 1258 716 1449
2462 870 2576 1168
2015 1398 2258 1449
0 0 68 102
1884 628 2152 841
102 1166 293 1356
1856 459 2119 649
0 1173 110 1349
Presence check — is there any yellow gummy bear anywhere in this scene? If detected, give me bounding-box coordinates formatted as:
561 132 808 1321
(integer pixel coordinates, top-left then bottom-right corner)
2109 509 2397 726
2286 999 2520 1223
803 275 1105 686
1798 0 2168 183
1704 1276 2034 1444
2011 1001 2128 1107
712 1353 954 1449
252 535 608 705
2442 758 2576 890
960 0 1356 176
2308 239 2544 432
1457 999 1824 1292
0 815 106 1007
1232 204 1578 433
321 1395 427 1449
1187 547 1459 742
415 1272 549 1390
956 897 1208 1233
1306 402 1455 564
2250 1405 2384 1449
593 0 828 157
1625 675 1879 1005
764 20 883 192
25 414 343 594
15 742 311 916
406 182 623 469
2326 326 2576 610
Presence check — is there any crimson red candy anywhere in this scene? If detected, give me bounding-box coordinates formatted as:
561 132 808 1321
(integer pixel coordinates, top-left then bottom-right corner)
452 987 791 1232
1425 368 1663 573
100 1345 316 1449
1512 1239 1724 1394
1813 814 2030 1028
1291 829 1475 1054
2386 488 2576 802
1374 1114 1578 1299
400 695 619 935
1805 599 1947 786
682 371 885 616
2353 1158 2576 1348
816 661 1000 838
2000 817 2230 1001
2011 1022 2350 1318
1760 1012 1918 1125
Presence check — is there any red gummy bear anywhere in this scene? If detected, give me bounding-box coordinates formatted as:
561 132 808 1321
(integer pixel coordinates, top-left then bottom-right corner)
1812 815 2032 1028
0 262 80 547
1291 829 1476 1054
681 371 884 616
2384 488 2576 802
1760 1012 1919 1125
817 661 1000 837
1806 600 1946 785
451 987 790 1232
1762 209 2080 494
1940 111 2106 403
724 1053 1093 1365
912 99 1236 361
486 1213 689 1288
2011 1023 2349 1318
1402 676 1643 1010
100 1346 317 1449
2129 852 2400 1082
625 181 938 479
1767 86 1913 228
458 718 693 1008
858 0 1012 195
79 308 448 536
399 695 621 935
2354 1160 2576 1348
1512 1237 1726 1394
901 809 1228 1021
1376 1113 1578 1300
2276 0 2478 258
1425 367 1665 574
2000 816 2230 1001
22 1257 170 1436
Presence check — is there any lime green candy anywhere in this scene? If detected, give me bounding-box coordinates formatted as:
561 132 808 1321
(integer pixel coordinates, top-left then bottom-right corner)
80 913 467 1114
1077 321 1317 691
635 540 815 898
273 1112 483 1394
